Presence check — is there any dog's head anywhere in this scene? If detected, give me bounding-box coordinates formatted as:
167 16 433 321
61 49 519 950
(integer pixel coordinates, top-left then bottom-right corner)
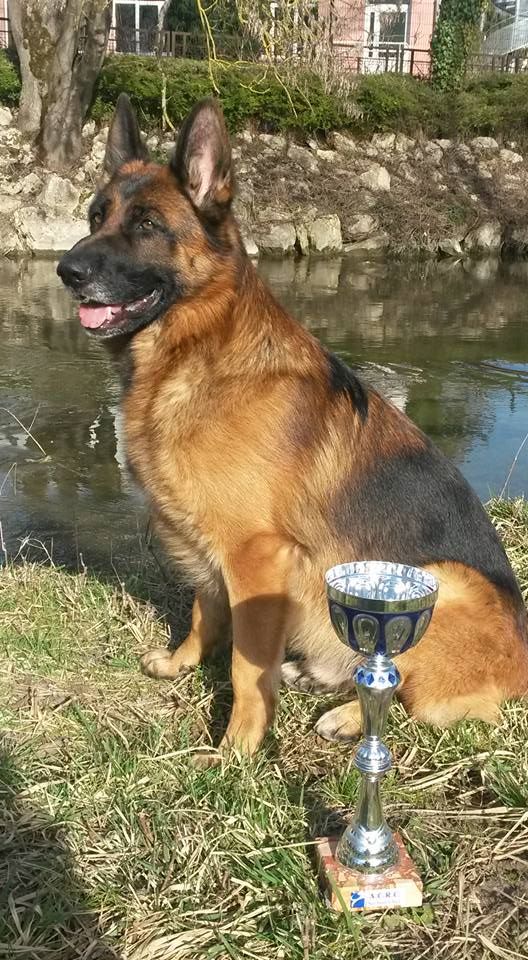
57 95 240 339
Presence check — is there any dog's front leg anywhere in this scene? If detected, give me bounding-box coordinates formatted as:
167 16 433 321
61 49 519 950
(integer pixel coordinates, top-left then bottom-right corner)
219 535 295 757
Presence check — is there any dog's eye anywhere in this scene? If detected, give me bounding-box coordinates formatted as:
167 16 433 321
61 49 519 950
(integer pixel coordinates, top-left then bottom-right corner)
90 211 103 228
138 218 155 231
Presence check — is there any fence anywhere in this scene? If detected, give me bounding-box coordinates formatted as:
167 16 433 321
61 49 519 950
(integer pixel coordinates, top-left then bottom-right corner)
108 26 433 76
1 16 527 80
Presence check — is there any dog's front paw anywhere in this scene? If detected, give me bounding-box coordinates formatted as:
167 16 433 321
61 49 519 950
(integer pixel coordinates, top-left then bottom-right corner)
140 646 193 679
315 701 362 743
191 748 224 770
281 660 336 695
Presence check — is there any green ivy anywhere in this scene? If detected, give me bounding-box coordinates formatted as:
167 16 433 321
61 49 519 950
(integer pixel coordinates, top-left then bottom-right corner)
431 0 488 94
0 51 21 106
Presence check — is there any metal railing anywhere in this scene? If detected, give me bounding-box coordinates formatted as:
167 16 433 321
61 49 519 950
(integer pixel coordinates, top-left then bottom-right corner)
1 16 526 79
483 12 528 56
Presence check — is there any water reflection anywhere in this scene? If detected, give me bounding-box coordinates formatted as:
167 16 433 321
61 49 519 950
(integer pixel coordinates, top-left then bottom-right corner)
1 257 527 571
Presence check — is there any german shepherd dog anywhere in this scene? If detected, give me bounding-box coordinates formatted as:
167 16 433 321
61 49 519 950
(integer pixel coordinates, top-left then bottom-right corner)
57 94 528 761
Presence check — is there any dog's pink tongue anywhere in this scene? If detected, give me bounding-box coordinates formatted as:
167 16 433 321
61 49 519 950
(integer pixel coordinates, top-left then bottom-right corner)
79 304 121 329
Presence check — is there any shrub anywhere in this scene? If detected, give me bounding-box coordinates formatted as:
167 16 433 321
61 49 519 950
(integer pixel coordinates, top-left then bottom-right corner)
3 47 526 144
354 73 444 136
92 56 349 134
0 51 20 106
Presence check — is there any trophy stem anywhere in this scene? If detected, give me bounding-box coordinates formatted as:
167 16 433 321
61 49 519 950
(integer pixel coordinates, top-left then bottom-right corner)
336 654 401 873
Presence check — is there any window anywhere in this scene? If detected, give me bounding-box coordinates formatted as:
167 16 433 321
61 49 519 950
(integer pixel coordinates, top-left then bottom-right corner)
113 1 165 54
379 11 406 44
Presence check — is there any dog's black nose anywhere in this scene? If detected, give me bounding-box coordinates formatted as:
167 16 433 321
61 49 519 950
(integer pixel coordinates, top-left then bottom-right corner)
56 255 92 288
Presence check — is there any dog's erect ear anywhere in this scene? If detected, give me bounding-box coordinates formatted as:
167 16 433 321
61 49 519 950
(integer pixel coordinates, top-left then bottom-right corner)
104 93 149 177
171 98 233 220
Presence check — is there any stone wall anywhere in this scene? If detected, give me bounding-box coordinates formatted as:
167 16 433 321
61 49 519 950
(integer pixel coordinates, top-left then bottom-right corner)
0 104 527 260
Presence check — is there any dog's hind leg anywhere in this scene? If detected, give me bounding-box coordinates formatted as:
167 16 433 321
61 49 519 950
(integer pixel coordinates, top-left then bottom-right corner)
396 563 528 730
141 586 230 679
315 700 363 742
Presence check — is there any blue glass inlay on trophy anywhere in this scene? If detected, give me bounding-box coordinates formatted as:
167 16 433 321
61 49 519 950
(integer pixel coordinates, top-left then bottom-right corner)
325 560 439 880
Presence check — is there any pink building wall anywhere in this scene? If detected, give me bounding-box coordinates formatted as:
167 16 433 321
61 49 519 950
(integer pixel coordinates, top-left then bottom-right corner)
320 0 438 75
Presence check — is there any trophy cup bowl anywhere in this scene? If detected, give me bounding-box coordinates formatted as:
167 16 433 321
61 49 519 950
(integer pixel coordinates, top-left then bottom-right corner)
319 560 438 909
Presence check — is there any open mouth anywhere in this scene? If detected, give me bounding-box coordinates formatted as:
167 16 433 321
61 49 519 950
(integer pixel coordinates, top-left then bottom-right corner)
78 290 161 331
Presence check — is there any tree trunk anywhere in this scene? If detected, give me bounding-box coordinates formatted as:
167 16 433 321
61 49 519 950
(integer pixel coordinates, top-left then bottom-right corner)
8 0 111 172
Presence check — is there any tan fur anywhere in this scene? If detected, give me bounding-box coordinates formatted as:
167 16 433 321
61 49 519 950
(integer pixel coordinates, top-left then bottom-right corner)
80 103 528 759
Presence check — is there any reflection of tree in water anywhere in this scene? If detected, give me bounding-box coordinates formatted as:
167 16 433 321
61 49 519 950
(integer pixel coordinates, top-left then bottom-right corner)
259 257 528 465
0 259 139 567
0 749 120 958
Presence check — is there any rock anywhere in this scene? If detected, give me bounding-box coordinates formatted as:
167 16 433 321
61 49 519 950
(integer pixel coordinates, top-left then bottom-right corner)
0 105 12 127
363 146 379 159
397 163 417 183
254 221 296 255
0 126 20 146
359 163 390 192
83 158 101 179
237 130 253 144
91 139 106 165
455 144 473 164
295 223 309 256
316 149 337 161
463 220 502 255
0 193 22 214
159 139 174 156
477 161 493 180
344 233 388 253
371 132 395 151
14 208 88 253
499 148 523 165
38 174 81 216
236 179 254 208
0 218 24 256
287 144 318 174
502 225 528 259
259 133 286 151
431 169 444 183
424 141 443 165
241 233 259 257
470 136 499 152
395 133 415 153
257 205 293 224
307 214 342 254
146 135 159 151
438 238 463 258
93 125 109 144
434 139 452 151
332 132 357 153
76 194 93 219
12 172 42 197
82 120 96 139
356 191 377 210
342 213 378 243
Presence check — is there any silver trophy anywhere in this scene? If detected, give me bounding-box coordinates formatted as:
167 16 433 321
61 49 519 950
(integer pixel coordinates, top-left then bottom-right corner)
325 560 438 875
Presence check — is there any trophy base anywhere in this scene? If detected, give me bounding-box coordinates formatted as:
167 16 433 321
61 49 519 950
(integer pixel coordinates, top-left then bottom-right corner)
315 833 423 912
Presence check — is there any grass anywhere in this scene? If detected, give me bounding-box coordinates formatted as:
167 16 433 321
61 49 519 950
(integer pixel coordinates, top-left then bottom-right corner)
0 500 528 958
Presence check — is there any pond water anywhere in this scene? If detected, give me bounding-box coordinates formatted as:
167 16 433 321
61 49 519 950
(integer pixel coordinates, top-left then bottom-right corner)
1 255 527 573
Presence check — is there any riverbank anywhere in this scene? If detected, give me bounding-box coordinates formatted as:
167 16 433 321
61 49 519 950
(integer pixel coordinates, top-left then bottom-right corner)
0 102 528 260
0 498 527 957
